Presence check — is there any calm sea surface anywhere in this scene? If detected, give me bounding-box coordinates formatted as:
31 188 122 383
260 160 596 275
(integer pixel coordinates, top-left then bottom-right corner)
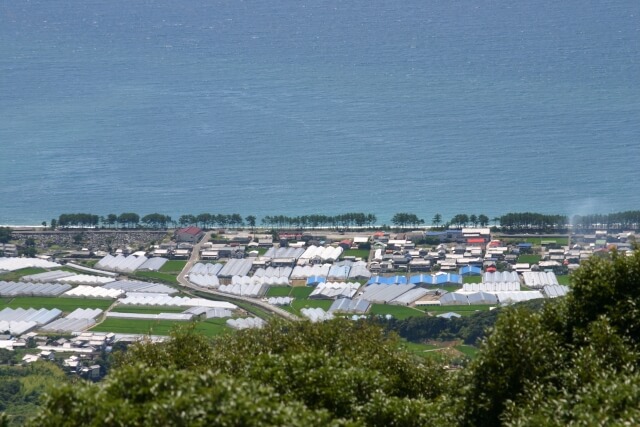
1 1 639 225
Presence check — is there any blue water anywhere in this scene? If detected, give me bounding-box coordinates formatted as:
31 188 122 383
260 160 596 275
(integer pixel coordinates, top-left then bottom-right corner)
1 0 639 225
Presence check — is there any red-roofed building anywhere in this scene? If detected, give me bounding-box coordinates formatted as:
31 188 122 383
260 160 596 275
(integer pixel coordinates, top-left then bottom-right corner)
175 226 204 243
467 238 486 247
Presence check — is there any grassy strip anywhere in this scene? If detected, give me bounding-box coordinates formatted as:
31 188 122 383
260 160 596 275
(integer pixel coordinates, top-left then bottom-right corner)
369 304 425 320
0 297 113 311
557 275 571 285
462 276 482 284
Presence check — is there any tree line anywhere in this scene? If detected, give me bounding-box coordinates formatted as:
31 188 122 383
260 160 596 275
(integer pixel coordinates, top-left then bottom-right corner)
498 212 568 232
48 210 640 232
572 210 640 231
261 213 377 229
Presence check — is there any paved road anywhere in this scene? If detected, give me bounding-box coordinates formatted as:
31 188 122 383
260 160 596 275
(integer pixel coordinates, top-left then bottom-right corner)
176 232 299 321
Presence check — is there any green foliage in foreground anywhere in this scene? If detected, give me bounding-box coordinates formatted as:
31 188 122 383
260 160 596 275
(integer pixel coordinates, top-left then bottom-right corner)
27 249 640 427
30 320 452 427
0 362 67 426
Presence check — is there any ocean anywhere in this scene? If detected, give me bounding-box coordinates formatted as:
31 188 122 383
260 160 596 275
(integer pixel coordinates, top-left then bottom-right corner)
1 0 639 226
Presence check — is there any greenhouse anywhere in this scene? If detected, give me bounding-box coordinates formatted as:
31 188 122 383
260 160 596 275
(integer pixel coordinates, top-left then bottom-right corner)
0 257 60 272
542 284 569 298
106 312 194 321
103 280 177 294
217 283 266 298
189 274 220 288
360 283 415 304
0 281 72 297
21 270 75 283
300 307 334 322
253 266 292 279
522 271 559 289
309 282 361 299
189 263 224 276
58 274 116 285
267 297 293 306
217 259 253 278
138 257 169 271
389 287 431 305
226 317 264 330
347 262 372 280
291 264 331 280
63 286 123 299
328 298 370 314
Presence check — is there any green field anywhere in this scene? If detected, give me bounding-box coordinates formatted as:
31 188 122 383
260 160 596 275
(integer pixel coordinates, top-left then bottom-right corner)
400 340 440 355
455 344 479 358
290 286 314 298
133 270 179 284
91 318 229 336
370 304 425 320
557 275 571 285
517 254 541 264
0 297 113 311
159 260 187 273
265 286 292 297
341 249 370 260
462 276 482 284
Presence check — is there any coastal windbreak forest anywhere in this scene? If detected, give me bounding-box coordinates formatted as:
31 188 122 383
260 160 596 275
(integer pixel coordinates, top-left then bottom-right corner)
50 211 640 231
4 249 640 426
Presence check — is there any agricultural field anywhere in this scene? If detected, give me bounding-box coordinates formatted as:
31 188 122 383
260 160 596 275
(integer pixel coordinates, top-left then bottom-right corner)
265 286 292 297
159 260 187 273
290 286 314 299
133 270 179 284
91 318 229 336
0 297 113 311
517 254 541 264
557 275 571 285
369 304 425 320
401 340 479 361
462 276 482 284
341 249 370 260
523 237 569 246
